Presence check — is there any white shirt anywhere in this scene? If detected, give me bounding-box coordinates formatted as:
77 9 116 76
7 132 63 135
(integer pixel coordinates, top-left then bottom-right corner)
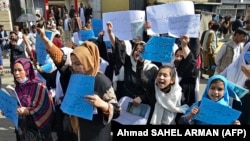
27 32 36 49
215 41 242 66
17 31 23 39
79 7 85 25
64 18 70 31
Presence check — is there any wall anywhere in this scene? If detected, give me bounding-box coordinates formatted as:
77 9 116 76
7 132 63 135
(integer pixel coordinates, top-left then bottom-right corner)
89 0 101 18
156 0 210 2
102 0 129 14
47 0 131 19
0 10 12 31
0 0 12 31
217 4 247 20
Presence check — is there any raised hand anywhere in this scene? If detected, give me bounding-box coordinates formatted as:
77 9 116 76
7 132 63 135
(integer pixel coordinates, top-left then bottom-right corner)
36 26 46 39
180 35 190 46
106 22 113 33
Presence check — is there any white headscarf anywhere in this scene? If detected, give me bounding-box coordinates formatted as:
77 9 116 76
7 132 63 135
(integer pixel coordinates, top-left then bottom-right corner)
112 41 158 90
150 70 189 125
130 55 157 72
129 42 158 72
124 40 132 55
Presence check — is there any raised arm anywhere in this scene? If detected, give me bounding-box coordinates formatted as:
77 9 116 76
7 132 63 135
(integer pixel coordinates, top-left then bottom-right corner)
22 34 34 60
37 27 64 66
180 35 191 58
38 27 53 49
106 22 115 48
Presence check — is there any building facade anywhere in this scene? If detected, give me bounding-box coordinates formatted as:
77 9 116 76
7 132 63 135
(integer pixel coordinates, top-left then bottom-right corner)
217 0 250 20
8 0 250 27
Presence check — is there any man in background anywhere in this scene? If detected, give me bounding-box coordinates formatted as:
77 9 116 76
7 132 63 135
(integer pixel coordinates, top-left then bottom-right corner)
69 5 75 19
202 22 220 77
0 25 9 58
63 13 71 45
78 2 85 28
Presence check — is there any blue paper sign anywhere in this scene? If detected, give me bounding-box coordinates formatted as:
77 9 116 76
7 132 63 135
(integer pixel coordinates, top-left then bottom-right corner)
0 89 18 128
35 31 52 65
227 80 249 99
194 98 241 125
78 30 96 42
91 18 103 37
60 74 95 120
141 36 175 63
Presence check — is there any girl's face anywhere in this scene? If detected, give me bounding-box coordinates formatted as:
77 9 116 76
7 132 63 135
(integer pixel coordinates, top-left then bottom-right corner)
13 63 26 82
71 54 86 74
133 45 144 61
174 50 183 62
208 80 225 101
156 68 174 89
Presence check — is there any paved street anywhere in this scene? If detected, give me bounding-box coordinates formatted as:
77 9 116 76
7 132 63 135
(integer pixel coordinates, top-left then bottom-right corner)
0 58 208 140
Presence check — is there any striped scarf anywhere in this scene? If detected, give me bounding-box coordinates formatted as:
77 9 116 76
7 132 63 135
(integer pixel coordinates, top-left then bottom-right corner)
14 58 53 129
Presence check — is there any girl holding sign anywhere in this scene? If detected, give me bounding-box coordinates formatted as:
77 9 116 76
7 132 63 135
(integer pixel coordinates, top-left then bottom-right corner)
179 75 241 125
174 35 199 106
106 21 158 103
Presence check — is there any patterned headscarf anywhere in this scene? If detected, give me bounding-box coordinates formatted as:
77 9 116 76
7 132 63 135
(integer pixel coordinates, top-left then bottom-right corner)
71 41 100 76
14 58 52 129
14 58 41 86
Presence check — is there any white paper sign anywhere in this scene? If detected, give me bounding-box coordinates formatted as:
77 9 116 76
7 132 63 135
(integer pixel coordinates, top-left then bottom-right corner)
168 14 200 38
146 1 195 34
103 10 145 41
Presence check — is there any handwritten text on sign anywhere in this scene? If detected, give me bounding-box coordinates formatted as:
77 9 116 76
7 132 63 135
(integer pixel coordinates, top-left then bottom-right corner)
146 1 195 34
78 30 95 41
168 14 200 38
141 36 175 63
194 98 241 125
60 74 95 120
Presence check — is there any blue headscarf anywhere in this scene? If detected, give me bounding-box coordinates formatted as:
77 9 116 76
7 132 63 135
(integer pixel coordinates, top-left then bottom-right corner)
202 74 230 107
183 75 230 125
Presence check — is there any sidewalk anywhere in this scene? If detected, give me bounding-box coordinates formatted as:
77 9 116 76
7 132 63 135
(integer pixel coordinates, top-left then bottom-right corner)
0 117 16 141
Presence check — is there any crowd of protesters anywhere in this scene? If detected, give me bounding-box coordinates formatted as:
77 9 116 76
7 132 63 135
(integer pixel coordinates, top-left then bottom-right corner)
1 2 250 141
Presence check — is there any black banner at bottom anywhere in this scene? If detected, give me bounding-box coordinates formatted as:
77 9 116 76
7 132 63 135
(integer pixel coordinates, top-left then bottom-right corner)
112 125 250 140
